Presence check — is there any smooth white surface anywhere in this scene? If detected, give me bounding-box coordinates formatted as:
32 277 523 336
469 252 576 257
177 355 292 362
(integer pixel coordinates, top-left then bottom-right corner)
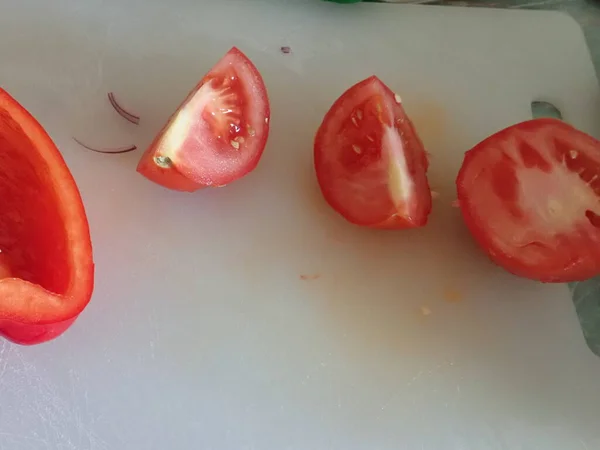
1 1 600 448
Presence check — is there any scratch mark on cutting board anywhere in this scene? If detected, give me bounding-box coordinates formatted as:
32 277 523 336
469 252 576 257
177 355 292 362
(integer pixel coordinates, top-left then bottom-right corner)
377 359 459 418
406 369 425 387
0 341 10 381
507 0 564 8
147 305 160 360
0 431 50 450
0 345 110 450
96 22 117 85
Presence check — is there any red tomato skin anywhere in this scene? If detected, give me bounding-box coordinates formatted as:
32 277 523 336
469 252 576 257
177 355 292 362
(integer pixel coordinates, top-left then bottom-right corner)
456 118 600 283
136 150 205 192
0 88 94 345
314 76 432 229
137 47 270 192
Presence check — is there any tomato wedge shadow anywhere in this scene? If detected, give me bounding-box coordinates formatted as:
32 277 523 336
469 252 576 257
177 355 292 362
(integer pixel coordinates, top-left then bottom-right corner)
137 47 271 192
0 88 94 344
456 118 600 283
314 75 432 229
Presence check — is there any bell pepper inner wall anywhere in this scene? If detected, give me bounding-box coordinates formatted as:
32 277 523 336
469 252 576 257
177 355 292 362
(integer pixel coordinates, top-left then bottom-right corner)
0 108 70 295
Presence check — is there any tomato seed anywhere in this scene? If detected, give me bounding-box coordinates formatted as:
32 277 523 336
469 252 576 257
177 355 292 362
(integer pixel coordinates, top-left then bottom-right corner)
569 150 578 159
352 144 362 154
230 140 240 149
547 199 561 217
154 155 172 168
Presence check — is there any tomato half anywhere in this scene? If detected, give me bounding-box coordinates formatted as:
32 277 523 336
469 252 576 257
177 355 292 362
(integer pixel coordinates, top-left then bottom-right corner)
456 118 600 283
137 47 270 192
0 88 94 344
314 76 432 229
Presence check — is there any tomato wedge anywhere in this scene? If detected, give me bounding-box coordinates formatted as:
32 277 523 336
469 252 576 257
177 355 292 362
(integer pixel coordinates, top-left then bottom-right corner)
456 118 600 283
137 47 270 192
314 76 432 229
0 88 94 345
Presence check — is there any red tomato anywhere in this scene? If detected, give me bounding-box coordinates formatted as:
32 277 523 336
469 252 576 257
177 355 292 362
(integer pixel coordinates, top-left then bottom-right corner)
314 76 432 229
137 47 270 192
0 88 94 345
456 118 600 283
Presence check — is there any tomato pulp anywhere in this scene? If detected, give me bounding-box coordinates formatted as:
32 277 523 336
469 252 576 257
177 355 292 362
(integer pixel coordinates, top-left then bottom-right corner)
456 118 600 282
0 88 94 344
137 47 271 192
314 76 432 229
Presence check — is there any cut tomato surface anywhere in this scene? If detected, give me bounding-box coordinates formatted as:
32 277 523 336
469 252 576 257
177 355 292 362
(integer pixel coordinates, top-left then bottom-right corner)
0 88 94 344
456 118 600 283
314 76 432 229
137 47 270 192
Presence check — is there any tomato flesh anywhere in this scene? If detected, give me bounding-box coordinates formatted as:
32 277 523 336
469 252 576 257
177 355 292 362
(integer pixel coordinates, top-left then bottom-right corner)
456 118 600 282
314 76 432 228
0 88 94 344
137 47 270 192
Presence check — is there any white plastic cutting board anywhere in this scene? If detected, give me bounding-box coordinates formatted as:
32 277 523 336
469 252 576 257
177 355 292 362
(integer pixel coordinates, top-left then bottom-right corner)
1 0 600 449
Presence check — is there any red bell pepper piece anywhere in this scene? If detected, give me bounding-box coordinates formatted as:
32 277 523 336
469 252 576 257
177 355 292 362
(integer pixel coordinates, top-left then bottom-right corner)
0 88 94 345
